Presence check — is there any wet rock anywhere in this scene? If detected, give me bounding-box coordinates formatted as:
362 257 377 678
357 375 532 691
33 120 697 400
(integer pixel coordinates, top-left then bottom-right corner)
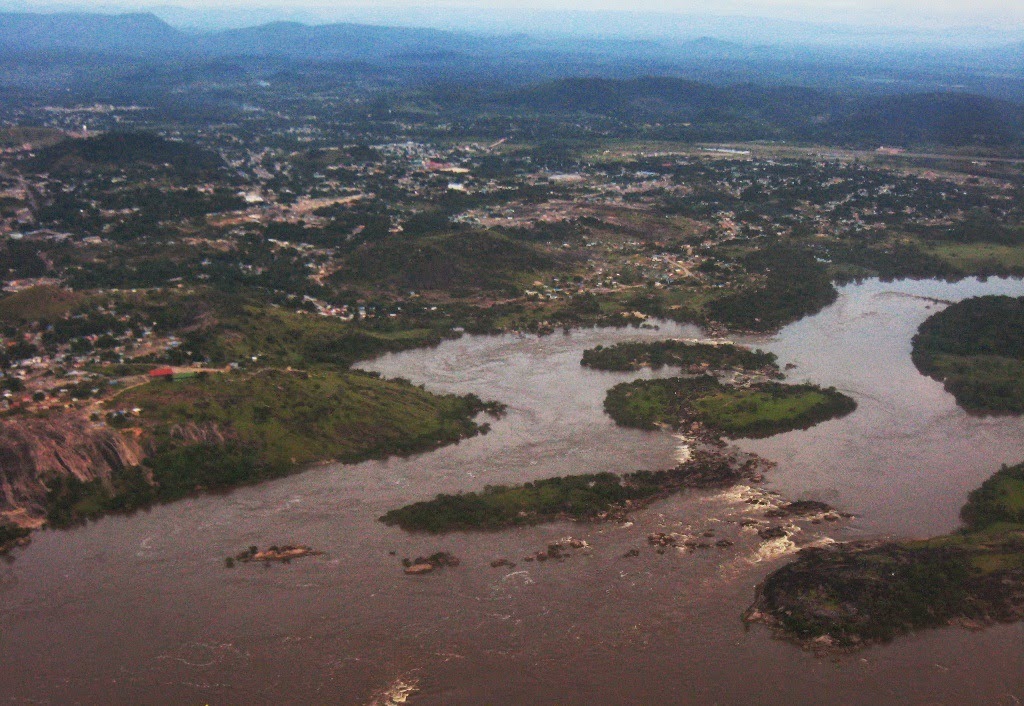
403 551 460 574
758 526 789 540
716 539 735 548
622 548 641 558
491 558 516 569
234 544 320 564
765 500 835 518
414 551 460 568
647 532 677 547
404 563 434 575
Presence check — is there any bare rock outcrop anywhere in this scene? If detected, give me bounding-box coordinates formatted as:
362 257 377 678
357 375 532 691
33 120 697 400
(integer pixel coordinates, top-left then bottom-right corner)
0 413 145 520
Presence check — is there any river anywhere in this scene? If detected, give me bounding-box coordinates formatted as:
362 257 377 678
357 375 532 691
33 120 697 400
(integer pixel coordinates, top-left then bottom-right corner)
2 278 1024 704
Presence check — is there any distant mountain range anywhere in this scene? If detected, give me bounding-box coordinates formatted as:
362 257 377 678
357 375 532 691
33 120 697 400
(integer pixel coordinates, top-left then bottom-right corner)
0 12 181 55
0 12 468 58
1 11 1021 66
0 10 1022 123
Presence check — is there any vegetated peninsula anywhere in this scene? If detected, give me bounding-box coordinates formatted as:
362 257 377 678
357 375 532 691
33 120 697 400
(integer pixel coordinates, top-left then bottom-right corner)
603 376 856 438
747 462 1024 649
912 295 1024 413
581 339 780 375
40 369 503 527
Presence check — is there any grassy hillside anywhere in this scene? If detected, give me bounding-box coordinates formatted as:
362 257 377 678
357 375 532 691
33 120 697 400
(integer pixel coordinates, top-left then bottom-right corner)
44 370 501 526
26 132 226 179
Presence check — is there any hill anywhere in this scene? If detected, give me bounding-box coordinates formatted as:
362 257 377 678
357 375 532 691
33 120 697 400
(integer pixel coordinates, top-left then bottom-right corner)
337 231 561 294
0 12 183 55
25 132 227 178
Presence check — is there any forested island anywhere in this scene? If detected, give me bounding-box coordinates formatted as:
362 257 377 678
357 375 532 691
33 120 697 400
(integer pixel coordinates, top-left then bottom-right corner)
581 339 779 374
603 376 856 437
912 295 1024 413
748 461 1024 648
380 448 769 532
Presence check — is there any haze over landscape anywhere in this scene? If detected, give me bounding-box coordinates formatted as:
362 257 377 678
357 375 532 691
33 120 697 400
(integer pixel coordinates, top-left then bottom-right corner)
0 1 1023 703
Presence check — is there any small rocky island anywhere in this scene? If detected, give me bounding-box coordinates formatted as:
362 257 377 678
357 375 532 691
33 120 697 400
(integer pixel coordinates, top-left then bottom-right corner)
401 551 460 574
226 544 322 567
747 461 1024 649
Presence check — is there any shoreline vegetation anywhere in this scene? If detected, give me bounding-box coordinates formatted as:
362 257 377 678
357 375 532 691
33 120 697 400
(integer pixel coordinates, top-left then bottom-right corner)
747 461 1024 649
912 295 1024 413
42 370 505 528
380 448 773 533
0 522 31 554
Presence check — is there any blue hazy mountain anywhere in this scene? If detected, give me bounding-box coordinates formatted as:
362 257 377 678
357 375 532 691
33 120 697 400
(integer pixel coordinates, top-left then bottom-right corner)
0 12 183 54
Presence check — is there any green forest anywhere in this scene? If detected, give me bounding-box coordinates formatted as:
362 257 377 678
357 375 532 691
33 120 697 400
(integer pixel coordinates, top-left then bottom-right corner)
912 295 1024 413
581 339 777 373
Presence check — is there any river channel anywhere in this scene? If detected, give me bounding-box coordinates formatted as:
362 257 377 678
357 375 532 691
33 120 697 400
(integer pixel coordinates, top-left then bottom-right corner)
2 277 1024 704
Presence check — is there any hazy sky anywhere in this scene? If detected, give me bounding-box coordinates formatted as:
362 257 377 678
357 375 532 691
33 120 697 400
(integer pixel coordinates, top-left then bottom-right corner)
195 0 1019 25
14 0 1024 29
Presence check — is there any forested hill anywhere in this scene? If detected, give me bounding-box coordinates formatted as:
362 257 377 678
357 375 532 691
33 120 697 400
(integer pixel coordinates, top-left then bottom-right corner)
26 132 227 178
487 78 1024 148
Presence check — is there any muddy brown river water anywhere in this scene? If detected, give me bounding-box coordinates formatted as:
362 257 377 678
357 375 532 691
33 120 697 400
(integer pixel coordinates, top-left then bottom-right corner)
3 278 1024 705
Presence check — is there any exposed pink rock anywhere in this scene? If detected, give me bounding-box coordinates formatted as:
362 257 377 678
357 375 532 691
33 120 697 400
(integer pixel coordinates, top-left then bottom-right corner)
0 412 145 519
